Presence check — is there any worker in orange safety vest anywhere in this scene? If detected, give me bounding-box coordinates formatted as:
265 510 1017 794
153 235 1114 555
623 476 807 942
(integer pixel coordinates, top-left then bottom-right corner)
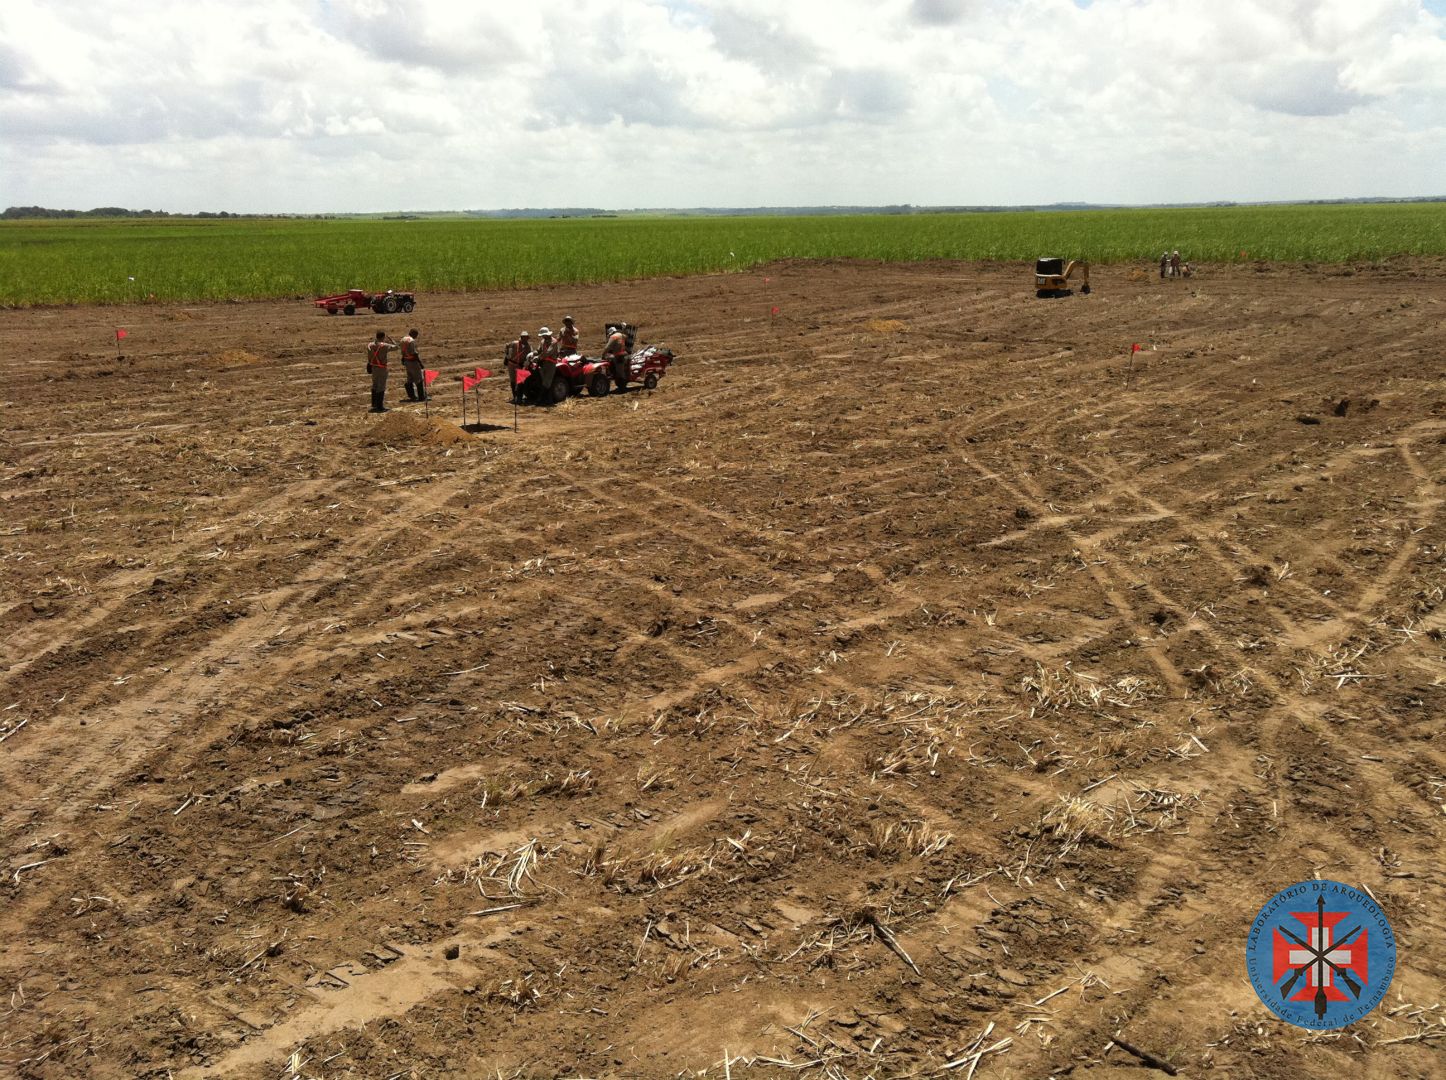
504 331 532 403
366 330 398 413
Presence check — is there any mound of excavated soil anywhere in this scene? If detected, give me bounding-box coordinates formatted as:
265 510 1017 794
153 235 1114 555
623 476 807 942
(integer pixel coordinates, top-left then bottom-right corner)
361 411 472 446
866 317 908 333
214 348 261 366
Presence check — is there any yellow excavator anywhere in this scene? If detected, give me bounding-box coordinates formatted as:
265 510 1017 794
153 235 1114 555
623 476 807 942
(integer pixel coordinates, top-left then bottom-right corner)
1034 257 1090 298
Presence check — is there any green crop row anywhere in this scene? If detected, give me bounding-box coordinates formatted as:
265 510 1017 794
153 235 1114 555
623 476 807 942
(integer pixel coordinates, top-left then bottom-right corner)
1 202 1443 307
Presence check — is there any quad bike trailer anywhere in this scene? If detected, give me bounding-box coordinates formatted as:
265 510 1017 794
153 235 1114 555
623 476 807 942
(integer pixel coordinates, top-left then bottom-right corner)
315 289 417 315
1034 258 1091 298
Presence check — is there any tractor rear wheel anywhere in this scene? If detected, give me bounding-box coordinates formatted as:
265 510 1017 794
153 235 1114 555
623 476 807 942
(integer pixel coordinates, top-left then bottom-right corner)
343 303 356 315
382 295 399 314
588 372 610 397
643 372 659 390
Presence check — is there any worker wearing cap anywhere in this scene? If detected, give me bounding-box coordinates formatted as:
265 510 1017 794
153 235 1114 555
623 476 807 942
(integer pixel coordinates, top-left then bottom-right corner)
603 324 629 388
558 316 580 356
400 328 427 402
1159 251 1168 279
1170 250 1182 277
505 331 531 403
366 330 398 413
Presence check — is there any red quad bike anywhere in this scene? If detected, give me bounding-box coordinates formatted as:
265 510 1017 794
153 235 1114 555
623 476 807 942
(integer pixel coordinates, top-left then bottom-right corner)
314 288 417 315
545 322 676 401
546 353 616 400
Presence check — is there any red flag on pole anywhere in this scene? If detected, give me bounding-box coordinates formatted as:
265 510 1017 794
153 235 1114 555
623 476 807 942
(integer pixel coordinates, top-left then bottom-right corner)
424 369 439 386
115 329 128 341
474 367 492 381
514 368 531 387
1131 343 1142 353
771 306 780 316
462 373 479 392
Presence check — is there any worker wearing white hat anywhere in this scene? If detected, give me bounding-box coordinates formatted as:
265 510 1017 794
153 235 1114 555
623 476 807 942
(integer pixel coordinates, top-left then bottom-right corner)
534 328 560 399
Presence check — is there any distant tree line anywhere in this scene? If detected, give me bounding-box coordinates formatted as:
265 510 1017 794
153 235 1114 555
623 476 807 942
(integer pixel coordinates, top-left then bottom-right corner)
3 206 172 218
1 206 334 220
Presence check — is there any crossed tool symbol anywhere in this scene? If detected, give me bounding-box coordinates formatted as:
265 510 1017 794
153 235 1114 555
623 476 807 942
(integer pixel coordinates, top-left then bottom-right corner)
1276 895 1363 1019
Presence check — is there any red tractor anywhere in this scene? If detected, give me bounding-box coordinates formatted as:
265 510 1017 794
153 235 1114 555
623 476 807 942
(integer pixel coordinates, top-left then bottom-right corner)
314 289 417 315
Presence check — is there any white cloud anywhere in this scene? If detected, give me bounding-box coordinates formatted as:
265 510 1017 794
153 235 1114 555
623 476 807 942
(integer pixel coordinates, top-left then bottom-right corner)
0 0 1442 212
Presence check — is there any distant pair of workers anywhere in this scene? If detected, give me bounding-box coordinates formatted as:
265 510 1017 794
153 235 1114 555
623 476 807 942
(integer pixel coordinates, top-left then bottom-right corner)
1159 250 1191 278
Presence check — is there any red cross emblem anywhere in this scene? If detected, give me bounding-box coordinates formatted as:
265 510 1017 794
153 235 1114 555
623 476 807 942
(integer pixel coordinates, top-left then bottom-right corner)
1271 909 1369 1005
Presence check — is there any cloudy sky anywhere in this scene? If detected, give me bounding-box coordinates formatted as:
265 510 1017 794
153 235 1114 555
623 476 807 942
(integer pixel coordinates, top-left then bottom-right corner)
2 0 1444 213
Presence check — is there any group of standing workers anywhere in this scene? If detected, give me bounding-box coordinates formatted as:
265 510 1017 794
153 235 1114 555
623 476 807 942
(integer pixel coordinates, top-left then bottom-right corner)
363 316 632 412
365 328 424 414
1159 250 1191 278
502 317 628 403
502 316 576 403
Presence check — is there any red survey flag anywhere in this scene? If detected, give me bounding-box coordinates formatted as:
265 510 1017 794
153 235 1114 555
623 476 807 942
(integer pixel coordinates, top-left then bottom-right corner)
115 328 128 340
771 306 780 316
474 367 492 381
462 373 479 392
514 368 531 386
424 369 439 386
1131 343 1142 353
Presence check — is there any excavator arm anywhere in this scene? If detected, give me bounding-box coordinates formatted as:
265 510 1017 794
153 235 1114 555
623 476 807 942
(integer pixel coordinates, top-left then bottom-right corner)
1034 258 1091 297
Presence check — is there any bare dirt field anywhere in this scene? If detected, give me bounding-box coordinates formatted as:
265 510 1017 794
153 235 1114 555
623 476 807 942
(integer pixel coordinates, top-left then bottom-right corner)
2 260 1444 1079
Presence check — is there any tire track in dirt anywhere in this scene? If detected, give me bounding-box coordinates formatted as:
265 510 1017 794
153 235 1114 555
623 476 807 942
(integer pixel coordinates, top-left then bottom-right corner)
0 477 339 689
573 475 1070 706
2 577 336 836
1066 423 1444 646
0 477 559 836
974 414 1446 846
957 458 1190 698
1306 438 1443 634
